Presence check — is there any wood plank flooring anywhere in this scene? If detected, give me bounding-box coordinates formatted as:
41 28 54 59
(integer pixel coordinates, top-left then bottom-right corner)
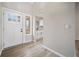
0 39 59 57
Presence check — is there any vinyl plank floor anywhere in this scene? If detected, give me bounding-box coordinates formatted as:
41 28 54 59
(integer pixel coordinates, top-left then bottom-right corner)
1 40 59 57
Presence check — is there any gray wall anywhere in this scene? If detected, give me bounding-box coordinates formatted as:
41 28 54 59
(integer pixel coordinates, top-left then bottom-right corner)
32 2 76 57
33 2 75 56
2 2 33 14
33 2 75 57
0 3 2 54
43 3 75 57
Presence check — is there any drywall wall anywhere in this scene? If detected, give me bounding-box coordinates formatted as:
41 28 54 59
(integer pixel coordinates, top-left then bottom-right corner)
2 2 33 14
33 2 76 57
0 3 2 55
76 3 79 40
43 3 75 57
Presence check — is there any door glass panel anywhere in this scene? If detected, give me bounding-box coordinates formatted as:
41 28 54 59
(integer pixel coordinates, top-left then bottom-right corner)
25 16 30 34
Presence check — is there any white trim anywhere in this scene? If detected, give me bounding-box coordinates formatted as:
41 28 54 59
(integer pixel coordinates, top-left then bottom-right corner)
0 49 3 56
2 6 4 50
42 45 65 57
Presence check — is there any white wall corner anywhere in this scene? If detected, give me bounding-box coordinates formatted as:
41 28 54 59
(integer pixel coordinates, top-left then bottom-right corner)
42 45 65 57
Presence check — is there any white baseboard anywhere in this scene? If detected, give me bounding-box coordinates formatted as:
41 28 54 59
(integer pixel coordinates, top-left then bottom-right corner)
0 49 3 56
42 45 65 57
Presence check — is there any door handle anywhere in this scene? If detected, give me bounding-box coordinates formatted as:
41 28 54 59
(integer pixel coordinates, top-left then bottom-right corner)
21 28 23 32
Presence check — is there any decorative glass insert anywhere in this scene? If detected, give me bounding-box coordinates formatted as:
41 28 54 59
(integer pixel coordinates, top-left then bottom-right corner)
25 16 30 34
8 13 20 22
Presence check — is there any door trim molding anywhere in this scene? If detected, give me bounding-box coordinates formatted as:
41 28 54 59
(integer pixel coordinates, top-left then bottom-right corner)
0 49 3 56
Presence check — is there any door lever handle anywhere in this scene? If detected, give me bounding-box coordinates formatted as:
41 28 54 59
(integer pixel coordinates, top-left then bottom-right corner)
21 28 23 32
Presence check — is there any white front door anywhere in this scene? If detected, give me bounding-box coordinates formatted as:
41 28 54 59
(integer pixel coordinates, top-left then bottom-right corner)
3 8 23 48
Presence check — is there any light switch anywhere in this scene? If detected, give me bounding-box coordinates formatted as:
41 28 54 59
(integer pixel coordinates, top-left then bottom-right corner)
65 24 70 29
